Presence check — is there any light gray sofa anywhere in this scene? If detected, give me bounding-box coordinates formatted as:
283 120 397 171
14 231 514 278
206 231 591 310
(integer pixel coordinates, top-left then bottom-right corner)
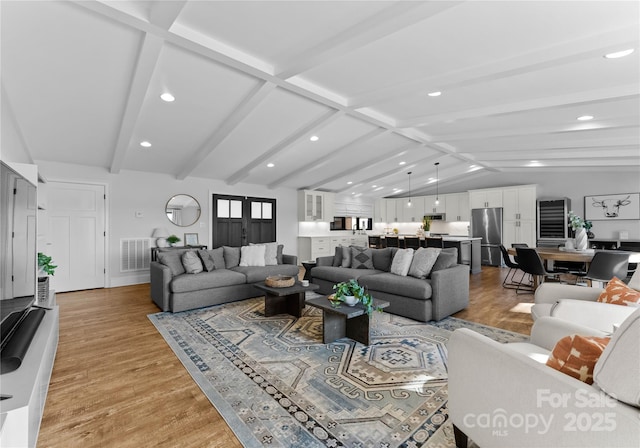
310 246 469 322
150 246 299 312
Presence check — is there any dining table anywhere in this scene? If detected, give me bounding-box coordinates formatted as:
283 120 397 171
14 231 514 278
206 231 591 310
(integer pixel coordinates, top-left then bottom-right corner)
506 247 640 264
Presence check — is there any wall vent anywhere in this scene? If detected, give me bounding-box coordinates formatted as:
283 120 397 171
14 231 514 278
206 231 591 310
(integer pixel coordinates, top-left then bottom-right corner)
120 238 151 272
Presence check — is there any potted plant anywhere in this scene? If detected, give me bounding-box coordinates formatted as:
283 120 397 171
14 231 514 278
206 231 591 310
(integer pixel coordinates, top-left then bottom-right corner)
331 279 380 316
37 252 57 302
166 234 181 247
568 211 591 251
422 216 432 236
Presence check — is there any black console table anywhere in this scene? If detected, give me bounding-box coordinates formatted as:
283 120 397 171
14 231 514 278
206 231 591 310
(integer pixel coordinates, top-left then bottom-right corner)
151 245 207 261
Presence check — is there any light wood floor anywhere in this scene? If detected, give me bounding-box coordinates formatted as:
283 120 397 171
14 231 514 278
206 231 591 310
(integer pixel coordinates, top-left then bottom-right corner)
38 266 534 447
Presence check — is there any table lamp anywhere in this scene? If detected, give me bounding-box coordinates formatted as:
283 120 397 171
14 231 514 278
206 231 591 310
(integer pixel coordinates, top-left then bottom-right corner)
152 227 169 248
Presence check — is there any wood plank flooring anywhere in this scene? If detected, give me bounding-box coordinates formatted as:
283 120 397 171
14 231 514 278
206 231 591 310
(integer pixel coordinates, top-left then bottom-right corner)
38 266 534 447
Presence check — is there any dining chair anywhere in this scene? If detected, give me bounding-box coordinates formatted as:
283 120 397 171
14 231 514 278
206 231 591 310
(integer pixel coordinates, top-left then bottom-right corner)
368 236 381 249
385 236 399 248
499 245 522 289
426 237 443 248
403 236 421 250
510 243 528 263
571 251 630 285
514 247 561 294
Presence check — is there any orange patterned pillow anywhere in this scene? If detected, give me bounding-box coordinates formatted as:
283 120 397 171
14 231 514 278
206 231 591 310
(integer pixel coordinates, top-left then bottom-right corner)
546 335 610 384
597 277 640 306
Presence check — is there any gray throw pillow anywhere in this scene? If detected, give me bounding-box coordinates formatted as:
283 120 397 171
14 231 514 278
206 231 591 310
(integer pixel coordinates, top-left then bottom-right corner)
332 246 343 267
182 251 203 274
408 247 441 279
223 246 241 268
277 244 284 264
372 248 392 271
197 249 215 272
390 248 414 276
156 252 186 276
341 245 352 268
208 247 225 270
350 246 374 269
431 248 458 273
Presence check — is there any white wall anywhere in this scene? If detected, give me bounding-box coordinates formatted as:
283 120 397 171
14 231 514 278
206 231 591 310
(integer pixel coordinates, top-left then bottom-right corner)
35 161 298 287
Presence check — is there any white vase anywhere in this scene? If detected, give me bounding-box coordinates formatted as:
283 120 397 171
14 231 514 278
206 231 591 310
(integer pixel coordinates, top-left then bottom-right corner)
575 227 588 251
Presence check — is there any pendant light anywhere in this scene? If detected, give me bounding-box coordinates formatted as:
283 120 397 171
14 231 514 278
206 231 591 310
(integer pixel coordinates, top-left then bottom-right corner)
407 171 412 207
434 162 440 206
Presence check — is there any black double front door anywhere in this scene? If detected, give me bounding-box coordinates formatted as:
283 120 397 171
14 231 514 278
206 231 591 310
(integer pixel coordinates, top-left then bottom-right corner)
211 194 276 248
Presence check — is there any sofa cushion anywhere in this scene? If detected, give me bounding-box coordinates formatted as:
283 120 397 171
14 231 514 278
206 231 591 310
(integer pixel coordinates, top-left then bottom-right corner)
372 248 392 271
250 242 278 265
197 249 215 272
597 277 640 306
431 247 458 273
170 269 246 293
157 251 186 276
240 245 266 266
545 335 610 384
359 272 433 300
182 251 204 274
277 244 284 264
350 246 374 269
232 264 300 283
341 245 353 268
332 246 343 267
223 246 241 268
209 247 225 270
311 266 383 284
390 248 414 276
408 247 441 279
594 307 640 407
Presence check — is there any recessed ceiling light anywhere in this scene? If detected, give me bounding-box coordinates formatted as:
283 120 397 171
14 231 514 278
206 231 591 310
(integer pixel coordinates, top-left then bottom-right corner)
347 181 353 185
310 135 319 142
267 163 274 168
399 161 406 165
140 141 152 148
372 185 377 188
160 93 175 102
427 91 442 97
604 48 634 59
577 115 594 121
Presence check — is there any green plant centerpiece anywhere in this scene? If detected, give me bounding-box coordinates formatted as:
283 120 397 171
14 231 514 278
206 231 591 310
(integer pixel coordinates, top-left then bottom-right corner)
166 234 181 246
422 216 432 232
331 278 380 316
37 252 57 276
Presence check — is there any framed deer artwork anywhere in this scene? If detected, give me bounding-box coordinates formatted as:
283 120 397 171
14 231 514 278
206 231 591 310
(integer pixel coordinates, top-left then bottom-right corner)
585 193 640 220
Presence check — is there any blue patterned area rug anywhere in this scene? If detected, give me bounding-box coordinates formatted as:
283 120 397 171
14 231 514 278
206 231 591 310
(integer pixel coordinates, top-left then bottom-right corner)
148 294 526 448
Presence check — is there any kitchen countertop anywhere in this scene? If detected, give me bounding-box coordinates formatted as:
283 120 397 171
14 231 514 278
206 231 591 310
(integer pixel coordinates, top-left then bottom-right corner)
376 234 480 241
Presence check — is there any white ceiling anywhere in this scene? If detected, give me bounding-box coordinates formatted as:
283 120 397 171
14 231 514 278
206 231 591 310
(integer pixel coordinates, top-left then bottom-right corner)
2 1 639 199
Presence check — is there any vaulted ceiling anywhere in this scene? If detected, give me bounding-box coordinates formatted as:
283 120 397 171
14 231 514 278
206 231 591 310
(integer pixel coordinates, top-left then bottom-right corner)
2 1 638 199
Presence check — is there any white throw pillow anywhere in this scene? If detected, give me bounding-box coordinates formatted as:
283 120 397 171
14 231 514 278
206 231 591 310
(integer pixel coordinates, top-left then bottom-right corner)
239 245 266 267
408 247 441 279
593 307 640 407
250 242 278 265
390 248 414 276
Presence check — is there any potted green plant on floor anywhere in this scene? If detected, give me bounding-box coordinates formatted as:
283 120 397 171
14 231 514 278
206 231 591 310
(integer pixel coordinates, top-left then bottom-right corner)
37 252 57 302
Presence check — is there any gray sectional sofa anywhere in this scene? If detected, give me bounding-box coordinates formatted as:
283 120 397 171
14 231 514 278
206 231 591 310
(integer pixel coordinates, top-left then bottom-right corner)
150 245 299 312
311 246 469 322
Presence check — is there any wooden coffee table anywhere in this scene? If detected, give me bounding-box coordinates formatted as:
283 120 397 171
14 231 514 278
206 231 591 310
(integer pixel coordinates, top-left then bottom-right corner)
254 281 319 318
306 296 390 345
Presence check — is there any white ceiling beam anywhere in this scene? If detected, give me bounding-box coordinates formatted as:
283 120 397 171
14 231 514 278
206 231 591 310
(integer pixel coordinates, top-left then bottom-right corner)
276 1 464 79
176 81 276 180
401 84 640 128
1 81 35 164
149 0 187 29
351 26 639 107
225 110 344 185
267 128 387 189
109 33 164 174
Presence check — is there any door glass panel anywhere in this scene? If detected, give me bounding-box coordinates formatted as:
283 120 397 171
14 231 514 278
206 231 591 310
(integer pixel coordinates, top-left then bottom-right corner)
262 203 272 219
217 199 229 218
251 202 262 219
230 200 242 218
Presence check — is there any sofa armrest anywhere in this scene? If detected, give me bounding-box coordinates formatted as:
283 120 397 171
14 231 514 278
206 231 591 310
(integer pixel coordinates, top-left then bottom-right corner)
282 254 298 266
530 316 609 350
315 255 334 267
534 282 603 305
448 328 638 448
150 261 172 312
430 264 469 320
549 300 636 334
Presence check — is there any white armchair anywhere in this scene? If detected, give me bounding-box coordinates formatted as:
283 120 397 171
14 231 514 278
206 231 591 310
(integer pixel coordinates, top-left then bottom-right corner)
448 312 640 448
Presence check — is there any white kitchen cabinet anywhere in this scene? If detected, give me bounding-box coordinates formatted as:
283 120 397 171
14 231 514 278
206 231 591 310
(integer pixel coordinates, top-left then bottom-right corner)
469 188 503 209
502 185 537 248
323 192 335 221
298 237 332 261
445 192 470 221
374 198 386 222
386 199 400 222
503 219 537 248
400 196 424 223
423 195 446 214
298 190 334 222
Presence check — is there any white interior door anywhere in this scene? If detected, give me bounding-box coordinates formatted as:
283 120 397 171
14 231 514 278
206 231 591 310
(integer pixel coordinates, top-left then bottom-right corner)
46 182 105 292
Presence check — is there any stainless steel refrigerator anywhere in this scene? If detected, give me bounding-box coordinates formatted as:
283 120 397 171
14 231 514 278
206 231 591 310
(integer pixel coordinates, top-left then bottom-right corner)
471 207 503 266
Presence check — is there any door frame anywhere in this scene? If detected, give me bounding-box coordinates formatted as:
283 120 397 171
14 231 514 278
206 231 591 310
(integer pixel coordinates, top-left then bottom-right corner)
210 193 276 248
